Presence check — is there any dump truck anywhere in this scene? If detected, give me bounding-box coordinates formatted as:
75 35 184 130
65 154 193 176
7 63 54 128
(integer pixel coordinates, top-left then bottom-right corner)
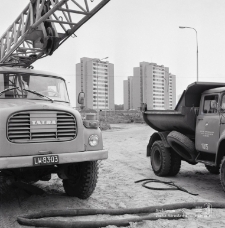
143 81 225 191
0 0 110 199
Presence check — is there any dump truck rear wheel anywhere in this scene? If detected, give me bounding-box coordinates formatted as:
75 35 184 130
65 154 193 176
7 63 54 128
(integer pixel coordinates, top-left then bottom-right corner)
205 165 220 174
167 131 197 164
63 161 98 199
150 141 171 176
168 150 181 176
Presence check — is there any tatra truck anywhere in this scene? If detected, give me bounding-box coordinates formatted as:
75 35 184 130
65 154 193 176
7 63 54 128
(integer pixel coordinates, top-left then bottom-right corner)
0 0 110 198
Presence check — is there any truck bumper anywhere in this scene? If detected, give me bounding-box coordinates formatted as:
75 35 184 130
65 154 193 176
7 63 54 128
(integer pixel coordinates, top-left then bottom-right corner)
0 150 108 169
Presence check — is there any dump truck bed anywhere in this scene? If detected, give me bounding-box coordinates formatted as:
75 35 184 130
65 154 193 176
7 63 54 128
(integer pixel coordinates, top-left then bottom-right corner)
143 82 225 135
143 108 196 134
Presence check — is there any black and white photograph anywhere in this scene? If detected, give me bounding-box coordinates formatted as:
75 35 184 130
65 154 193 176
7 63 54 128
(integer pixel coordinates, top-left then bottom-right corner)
0 0 225 227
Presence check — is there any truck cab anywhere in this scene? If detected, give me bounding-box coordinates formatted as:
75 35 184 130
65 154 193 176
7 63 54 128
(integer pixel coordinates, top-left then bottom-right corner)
195 88 225 166
0 66 108 199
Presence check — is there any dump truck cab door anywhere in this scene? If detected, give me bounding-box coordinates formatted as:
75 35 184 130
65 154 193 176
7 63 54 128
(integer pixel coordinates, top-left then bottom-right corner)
219 94 225 139
196 94 220 153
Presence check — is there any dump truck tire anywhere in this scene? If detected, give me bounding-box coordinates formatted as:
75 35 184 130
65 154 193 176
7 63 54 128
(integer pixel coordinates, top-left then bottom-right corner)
167 131 197 164
63 161 98 199
205 165 220 174
150 141 171 176
168 150 181 176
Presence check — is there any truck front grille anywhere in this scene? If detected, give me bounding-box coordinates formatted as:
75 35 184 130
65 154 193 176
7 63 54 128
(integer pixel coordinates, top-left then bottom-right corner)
7 111 77 143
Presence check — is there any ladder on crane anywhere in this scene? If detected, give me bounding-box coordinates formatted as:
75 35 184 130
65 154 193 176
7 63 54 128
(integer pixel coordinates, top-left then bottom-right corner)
0 0 110 67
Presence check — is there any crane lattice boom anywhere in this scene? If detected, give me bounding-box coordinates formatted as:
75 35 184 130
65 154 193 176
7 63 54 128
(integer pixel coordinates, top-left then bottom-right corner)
0 0 110 67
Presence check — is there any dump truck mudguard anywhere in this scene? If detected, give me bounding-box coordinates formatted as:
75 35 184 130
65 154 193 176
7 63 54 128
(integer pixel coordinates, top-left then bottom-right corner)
146 132 170 157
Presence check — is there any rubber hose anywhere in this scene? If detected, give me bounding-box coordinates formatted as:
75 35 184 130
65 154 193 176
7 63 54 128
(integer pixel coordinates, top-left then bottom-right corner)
135 178 198 195
17 202 225 228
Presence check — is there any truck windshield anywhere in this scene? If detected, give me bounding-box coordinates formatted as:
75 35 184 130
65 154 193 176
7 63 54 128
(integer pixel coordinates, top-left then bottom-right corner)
0 73 69 102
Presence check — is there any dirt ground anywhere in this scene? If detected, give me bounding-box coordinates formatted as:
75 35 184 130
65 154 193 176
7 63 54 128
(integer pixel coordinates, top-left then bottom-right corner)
1 123 225 227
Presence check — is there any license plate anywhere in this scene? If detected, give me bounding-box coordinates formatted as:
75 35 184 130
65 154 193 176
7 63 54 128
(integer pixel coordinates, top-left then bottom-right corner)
33 155 59 166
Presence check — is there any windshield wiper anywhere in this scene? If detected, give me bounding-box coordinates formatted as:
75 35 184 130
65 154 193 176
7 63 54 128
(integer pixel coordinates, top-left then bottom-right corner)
0 87 19 96
23 89 54 103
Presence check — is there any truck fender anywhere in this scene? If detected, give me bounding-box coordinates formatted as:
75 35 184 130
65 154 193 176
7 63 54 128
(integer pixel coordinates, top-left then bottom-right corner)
216 138 225 166
146 131 171 157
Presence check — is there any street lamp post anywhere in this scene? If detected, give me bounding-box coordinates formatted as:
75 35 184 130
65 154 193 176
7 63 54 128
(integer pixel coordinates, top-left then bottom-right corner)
179 26 199 81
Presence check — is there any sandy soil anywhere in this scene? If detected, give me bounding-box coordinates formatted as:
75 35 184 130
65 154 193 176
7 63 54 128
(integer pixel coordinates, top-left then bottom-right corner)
1 123 225 227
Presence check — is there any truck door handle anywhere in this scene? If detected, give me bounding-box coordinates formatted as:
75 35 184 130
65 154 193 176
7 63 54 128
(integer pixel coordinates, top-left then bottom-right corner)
198 117 203 120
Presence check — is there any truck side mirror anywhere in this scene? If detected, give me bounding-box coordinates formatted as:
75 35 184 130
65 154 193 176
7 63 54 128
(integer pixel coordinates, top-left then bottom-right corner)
78 92 85 104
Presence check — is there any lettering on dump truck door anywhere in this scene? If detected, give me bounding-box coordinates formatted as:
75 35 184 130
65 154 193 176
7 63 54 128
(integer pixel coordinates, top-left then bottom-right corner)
200 130 214 137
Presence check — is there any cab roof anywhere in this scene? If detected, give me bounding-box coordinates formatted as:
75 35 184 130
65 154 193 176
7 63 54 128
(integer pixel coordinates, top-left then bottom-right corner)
175 81 225 109
203 87 225 94
0 66 64 80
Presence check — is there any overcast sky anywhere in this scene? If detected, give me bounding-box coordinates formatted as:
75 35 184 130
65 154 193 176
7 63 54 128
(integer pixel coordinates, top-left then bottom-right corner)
1 0 225 106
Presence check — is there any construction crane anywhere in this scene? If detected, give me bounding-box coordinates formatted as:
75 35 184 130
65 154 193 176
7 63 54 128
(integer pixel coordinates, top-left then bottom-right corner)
0 0 110 202
0 0 110 67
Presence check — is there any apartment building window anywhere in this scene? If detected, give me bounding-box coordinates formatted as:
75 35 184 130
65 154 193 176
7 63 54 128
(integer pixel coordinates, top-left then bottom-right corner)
153 91 164 94
93 88 108 91
93 100 109 103
153 82 164 86
153 86 164 89
153 75 164 79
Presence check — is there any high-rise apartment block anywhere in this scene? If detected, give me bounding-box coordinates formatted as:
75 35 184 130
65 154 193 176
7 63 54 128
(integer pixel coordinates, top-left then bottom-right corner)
123 62 176 110
76 57 114 110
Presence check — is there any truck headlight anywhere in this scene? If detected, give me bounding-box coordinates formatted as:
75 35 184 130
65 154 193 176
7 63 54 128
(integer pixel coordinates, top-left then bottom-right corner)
88 135 99 147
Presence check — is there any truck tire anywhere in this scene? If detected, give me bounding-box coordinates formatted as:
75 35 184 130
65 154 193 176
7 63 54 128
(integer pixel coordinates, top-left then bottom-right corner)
0 174 14 194
168 150 181 176
63 161 98 199
220 157 225 191
150 141 171 176
167 131 197 164
205 165 220 174
0 175 8 194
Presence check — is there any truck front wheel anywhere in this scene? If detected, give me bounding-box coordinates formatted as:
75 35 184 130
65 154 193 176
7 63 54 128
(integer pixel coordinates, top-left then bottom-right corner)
63 161 98 199
220 158 225 191
205 165 220 174
150 141 171 176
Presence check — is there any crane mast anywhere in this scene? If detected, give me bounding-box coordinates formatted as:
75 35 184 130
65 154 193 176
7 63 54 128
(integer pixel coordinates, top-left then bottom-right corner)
0 0 110 67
